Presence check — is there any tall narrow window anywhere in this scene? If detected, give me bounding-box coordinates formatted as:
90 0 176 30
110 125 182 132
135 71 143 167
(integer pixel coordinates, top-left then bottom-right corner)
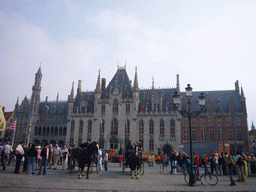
237 129 242 139
160 119 165 135
192 130 197 140
113 99 118 115
218 129 223 140
201 129 206 141
125 119 130 134
100 120 104 134
46 127 50 136
79 120 83 134
101 105 105 115
170 120 175 135
71 120 75 134
191 118 196 127
43 127 46 136
59 127 62 136
149 136 154 151
217 118 222 127
139 120 144 135
209 118 214 127
149 119 154 135
111 118 118 135
228 130 233 139
63 127 67 136
184 130 189 141
35 127 38 135
126 104 130 115
38 127 41 135
227 117 232 126
235 117 241 126
210 130 215 140
200 118 206 127
55 127 58 136
51 127 54 135
88 120 92 134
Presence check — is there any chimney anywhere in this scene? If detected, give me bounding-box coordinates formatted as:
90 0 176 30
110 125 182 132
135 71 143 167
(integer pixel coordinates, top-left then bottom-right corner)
235 80 239 92
77 80 82 94
102 78 106 93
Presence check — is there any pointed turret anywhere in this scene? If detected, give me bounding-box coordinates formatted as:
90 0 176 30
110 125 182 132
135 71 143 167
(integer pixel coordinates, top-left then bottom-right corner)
251 122 255 130
14 97 19 112
240 86 247 114
56 93 59 102
152 75 155 89
95 69 101 93
176 74 180 94
68 82 74 103
30 66 42 114
241 86 245 99
133 66 139 92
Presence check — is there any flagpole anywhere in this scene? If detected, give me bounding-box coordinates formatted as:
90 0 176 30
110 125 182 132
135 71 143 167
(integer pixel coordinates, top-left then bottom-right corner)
12 124 16 147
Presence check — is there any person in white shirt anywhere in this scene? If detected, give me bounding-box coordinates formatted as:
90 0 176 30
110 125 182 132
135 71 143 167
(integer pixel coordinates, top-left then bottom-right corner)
2 141 13 170
103 150 108 172
61 145 68 170
98 149 102 173
14 142 24 173
52 144 62 170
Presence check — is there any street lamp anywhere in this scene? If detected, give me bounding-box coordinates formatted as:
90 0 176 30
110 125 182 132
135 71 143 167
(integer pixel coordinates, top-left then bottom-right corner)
173 84 206 186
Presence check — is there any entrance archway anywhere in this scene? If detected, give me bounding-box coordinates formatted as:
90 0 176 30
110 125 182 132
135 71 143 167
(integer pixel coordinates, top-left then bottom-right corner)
109 137 118 149
162 143 173 157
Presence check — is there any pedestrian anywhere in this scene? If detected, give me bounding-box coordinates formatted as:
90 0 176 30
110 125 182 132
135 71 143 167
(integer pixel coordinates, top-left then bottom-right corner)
98 148 102 173
26 143 37 174
103 150 108 172
14 141 25 174
61 145 68 170
2 141 13 170
23 143 31 172
119 154 123 167
38 142 49 175
235 152 247 182
193 152 200 176
52 144 62 170
47 144 53 169
218 153 224 175
159 151 165 173
201 154 209 173
226 155 236 186
67 146 73 169
171 150 178 174
165 154 169 167
36 146 41 171
180 153 186 175
213 152 220 175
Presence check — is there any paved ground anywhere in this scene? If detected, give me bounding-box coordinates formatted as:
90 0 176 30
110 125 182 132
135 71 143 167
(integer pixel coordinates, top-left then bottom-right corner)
0 162 255 192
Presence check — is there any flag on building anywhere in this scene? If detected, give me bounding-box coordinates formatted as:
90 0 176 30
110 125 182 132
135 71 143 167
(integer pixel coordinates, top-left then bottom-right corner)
6 119 16 130
27 121 32 134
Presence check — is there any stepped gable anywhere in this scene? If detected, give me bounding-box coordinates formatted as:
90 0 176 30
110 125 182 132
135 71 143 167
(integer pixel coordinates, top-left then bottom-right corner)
39 101 68 114
101 67 133 99
180 90 243 113
139 88 176 111
73 92 95 113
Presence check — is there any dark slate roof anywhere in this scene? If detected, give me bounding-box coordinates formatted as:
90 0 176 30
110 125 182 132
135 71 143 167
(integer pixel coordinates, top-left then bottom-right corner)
101 68 133 99
39 101 68 114
139 89 176 111
180 90 243 113
4 112 13 121
73 92 95 112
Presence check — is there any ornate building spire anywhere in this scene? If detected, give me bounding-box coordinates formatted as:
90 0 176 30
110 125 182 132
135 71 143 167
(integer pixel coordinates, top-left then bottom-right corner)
176 74 180 94
95 69 101 93
68 82 74 102
133 66 139 92
152 75 154 89
56 93 59 102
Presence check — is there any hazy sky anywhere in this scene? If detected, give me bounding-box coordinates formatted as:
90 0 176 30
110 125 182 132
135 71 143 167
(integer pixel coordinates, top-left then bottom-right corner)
1 0 256 130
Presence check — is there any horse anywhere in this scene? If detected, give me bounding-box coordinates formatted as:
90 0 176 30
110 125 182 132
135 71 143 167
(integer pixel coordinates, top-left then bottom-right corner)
127 145 142 179
77 141 99 179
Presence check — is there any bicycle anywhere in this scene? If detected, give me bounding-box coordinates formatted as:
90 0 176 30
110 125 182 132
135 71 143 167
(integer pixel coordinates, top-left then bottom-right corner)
184 165 218 186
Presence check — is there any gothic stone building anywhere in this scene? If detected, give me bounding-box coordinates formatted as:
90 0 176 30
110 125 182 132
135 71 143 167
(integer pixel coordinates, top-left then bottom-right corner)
13 66 249 155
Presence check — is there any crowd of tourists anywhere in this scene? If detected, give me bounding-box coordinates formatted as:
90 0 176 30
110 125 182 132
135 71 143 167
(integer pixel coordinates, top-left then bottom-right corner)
160 149 255 186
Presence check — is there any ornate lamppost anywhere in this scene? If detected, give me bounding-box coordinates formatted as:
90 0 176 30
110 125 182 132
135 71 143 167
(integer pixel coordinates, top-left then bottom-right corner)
173 84 206 186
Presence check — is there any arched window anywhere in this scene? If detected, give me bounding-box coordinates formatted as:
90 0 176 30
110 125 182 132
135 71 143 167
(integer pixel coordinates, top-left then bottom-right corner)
170 120 175 135
71 120 75 134
139 120 144 135
113 99 118 115
35 127 38 135
125 119 130 134
43 127 46 136
46 127 50 136
79 120 83 134
51 127 54 135
160 119 165 135
100 120 104 134
88 120 92 134
63 127 67 136
59 127 62 136
55 127 58 136
111 118 118 135
38 127 41 135
149 119 154 135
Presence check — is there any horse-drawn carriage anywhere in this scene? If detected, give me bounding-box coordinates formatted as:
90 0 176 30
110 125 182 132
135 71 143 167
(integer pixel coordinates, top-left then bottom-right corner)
68 142 99 179
122 144 144 178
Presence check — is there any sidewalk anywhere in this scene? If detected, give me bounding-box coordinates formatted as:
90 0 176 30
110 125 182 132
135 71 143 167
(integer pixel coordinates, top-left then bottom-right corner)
0 163 255 192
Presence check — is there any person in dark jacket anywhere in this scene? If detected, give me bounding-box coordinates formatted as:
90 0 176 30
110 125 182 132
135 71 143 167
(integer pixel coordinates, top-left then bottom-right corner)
38 142 49 175
26 143 37 174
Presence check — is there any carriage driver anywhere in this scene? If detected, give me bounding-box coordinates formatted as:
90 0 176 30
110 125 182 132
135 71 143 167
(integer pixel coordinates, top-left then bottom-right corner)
125 140 133 160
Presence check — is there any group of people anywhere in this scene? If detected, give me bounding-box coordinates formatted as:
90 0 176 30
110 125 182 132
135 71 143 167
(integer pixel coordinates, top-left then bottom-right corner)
1 140 70 175
161 149 254 186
